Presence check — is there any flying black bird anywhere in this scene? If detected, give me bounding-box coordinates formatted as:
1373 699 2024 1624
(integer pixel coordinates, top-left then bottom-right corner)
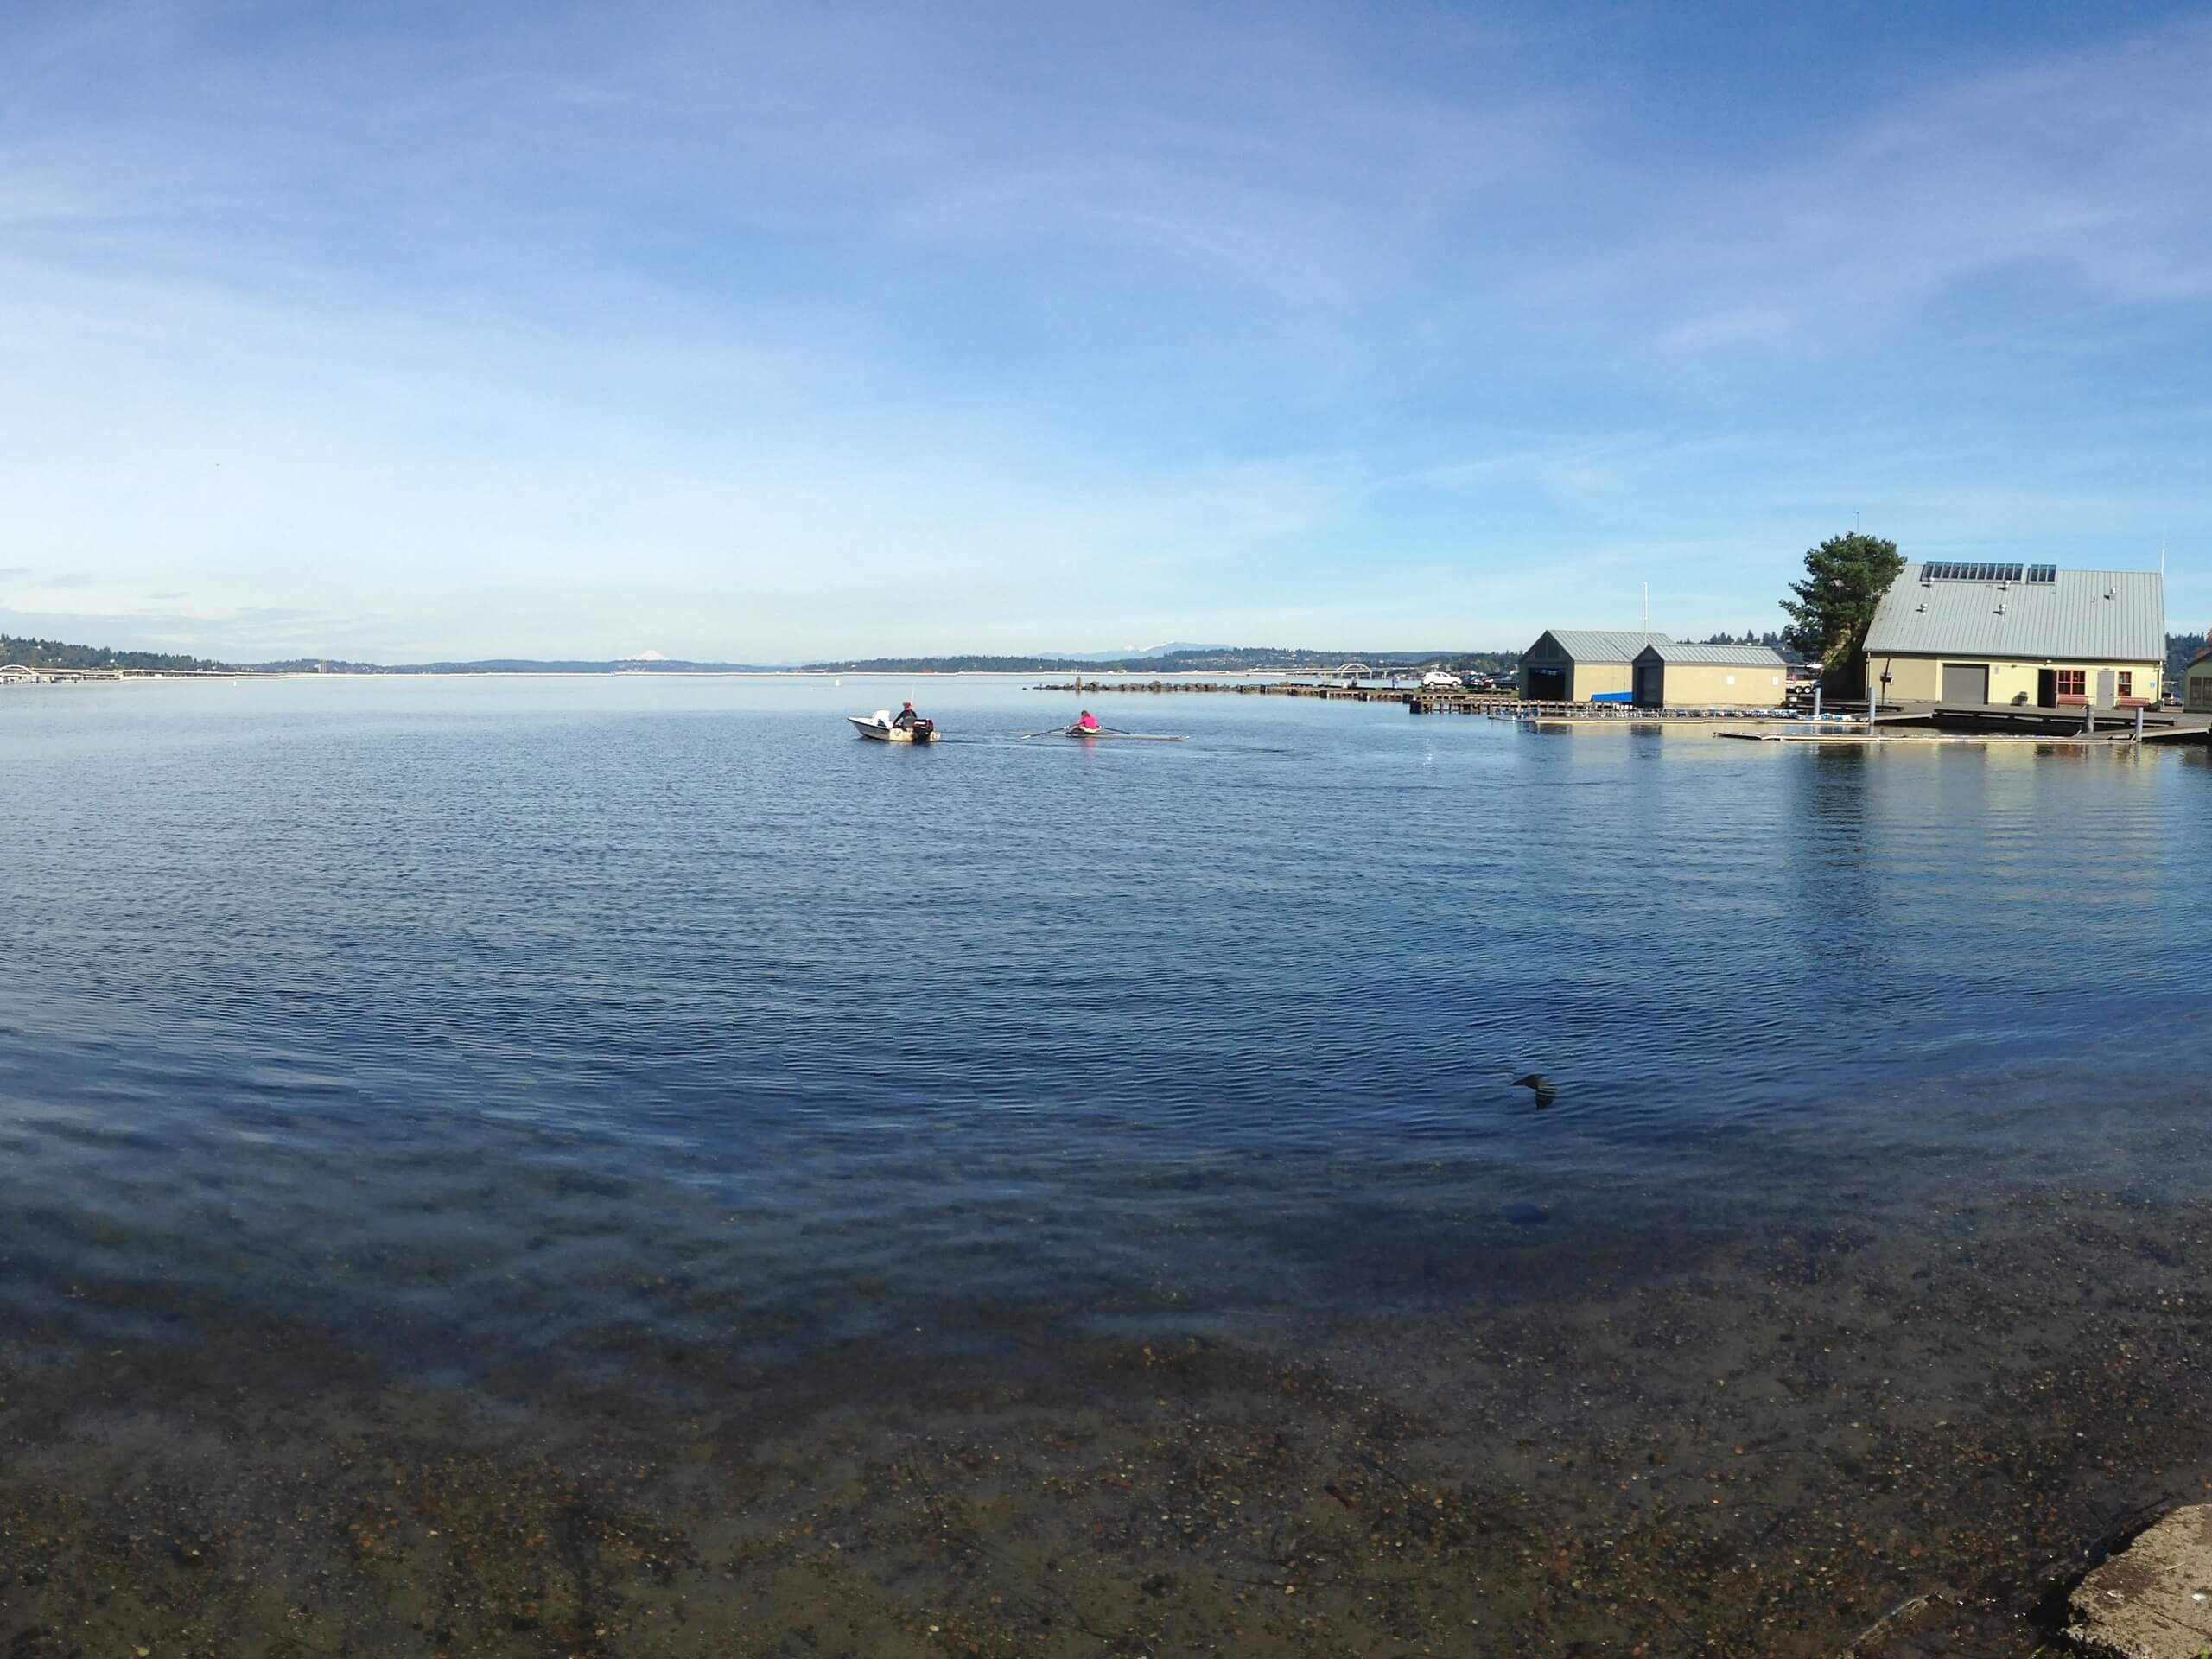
1510 1073 1557 1109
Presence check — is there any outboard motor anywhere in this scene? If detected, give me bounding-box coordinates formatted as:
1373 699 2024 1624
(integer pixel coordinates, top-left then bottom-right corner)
910 718 935 741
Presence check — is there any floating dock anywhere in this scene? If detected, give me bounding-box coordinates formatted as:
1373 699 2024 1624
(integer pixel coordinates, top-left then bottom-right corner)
1028 680 2212 744
1718 704 2204 745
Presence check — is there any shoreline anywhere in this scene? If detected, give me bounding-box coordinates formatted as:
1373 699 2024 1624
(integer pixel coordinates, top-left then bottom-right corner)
8 1113 2209 1657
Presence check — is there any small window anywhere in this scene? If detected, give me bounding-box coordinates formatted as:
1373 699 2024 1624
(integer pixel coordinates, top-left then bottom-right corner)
2056 669 2086 697
2117 671 2133 698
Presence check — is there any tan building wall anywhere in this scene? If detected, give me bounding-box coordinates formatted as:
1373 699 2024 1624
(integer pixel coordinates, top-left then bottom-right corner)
1651 663 1786 707
1520 659 1637 700
1866 653 2162 706
1570 663 1635 700
1867 655 1942 701
2188 665 2212 712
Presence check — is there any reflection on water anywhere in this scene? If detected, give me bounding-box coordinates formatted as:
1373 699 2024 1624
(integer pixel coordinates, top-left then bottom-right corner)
2 677 2208 1655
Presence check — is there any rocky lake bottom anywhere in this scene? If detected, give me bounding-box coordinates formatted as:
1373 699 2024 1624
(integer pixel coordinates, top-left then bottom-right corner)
7 1102 2209 1658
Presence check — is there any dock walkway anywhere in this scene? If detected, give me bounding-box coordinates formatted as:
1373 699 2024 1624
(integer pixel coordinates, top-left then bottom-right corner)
1029 679 2212 746
1036 679 1521 713
1488 701 1814 725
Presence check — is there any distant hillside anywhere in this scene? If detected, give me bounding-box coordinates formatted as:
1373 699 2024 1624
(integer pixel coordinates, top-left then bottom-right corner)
0 633 226 672
3 636 790 675
1700 631 1804 662
807 645 1523 674
5 631 1538 678
246 658 777 674
1058 641 1230 663
2167 631 2210 688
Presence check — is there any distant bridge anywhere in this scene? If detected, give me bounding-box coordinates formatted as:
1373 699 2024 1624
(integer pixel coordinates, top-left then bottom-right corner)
1240 661 1385 681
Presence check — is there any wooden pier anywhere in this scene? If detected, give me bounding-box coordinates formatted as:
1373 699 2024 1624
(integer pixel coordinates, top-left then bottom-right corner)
0 665 126 684
1923 702 2196 741
1485 701 1815 725
1718 702 2209 746
1029 679 2211 747
1035 679 1521 713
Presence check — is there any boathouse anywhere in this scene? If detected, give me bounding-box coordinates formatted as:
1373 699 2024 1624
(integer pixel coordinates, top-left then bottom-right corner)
2186 648 2212 713
1629 642 1788 709
1861 563 2164 709
1517 630 1672 702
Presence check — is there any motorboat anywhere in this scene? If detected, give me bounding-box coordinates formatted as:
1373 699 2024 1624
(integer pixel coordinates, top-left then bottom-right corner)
850 710 936 743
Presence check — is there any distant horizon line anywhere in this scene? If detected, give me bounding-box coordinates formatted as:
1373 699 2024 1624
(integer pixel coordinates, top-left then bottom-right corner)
5 638 1560 671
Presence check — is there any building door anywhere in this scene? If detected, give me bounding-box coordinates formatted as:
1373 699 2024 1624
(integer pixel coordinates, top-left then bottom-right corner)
1633 663 1664 707
2037 668 2057 708
1941 663 1988 704
2094 670 2115 708
1524 664 1567 701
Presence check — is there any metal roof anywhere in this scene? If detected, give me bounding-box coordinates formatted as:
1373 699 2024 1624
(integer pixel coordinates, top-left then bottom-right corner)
1527 629 1674 664
1864 564 2164 662
1634 642 1788 667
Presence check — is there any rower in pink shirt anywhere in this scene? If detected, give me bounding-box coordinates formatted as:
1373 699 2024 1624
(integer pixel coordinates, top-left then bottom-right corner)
1076 709 1101 733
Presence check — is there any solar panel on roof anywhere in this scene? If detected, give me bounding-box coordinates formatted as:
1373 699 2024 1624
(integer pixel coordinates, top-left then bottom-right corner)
1923 561 2024 582
2026 564 2056 582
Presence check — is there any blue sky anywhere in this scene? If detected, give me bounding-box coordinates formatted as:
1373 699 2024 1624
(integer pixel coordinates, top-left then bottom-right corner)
3 0 2209 661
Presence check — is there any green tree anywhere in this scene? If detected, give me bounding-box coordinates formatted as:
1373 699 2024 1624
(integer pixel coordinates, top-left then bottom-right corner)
1779 533 1904 677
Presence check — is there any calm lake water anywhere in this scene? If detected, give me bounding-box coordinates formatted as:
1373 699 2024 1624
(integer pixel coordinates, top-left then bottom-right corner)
3 675 2209 1656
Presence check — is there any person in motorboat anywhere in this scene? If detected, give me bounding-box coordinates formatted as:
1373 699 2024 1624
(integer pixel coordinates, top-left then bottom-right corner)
1075 709 1101 734
891 701 924 730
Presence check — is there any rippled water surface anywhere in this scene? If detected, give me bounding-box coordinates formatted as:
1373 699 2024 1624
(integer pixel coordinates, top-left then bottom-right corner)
3 676 2207 1351
4 675 2209 1656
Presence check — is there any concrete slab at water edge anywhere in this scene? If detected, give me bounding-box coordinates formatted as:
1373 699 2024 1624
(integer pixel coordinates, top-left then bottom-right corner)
2067 1505 2212 1658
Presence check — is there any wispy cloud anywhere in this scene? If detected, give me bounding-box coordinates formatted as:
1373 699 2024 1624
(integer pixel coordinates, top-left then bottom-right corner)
0 2 2207 655
1587 16 2212 373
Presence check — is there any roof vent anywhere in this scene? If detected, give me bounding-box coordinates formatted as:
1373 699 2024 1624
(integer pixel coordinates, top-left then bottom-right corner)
1994 602 2006 615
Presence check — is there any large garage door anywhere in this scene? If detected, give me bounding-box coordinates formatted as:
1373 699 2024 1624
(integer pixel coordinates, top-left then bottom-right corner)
1634 663 1665 707
1525 665 1567 700
1941 663 1988 703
